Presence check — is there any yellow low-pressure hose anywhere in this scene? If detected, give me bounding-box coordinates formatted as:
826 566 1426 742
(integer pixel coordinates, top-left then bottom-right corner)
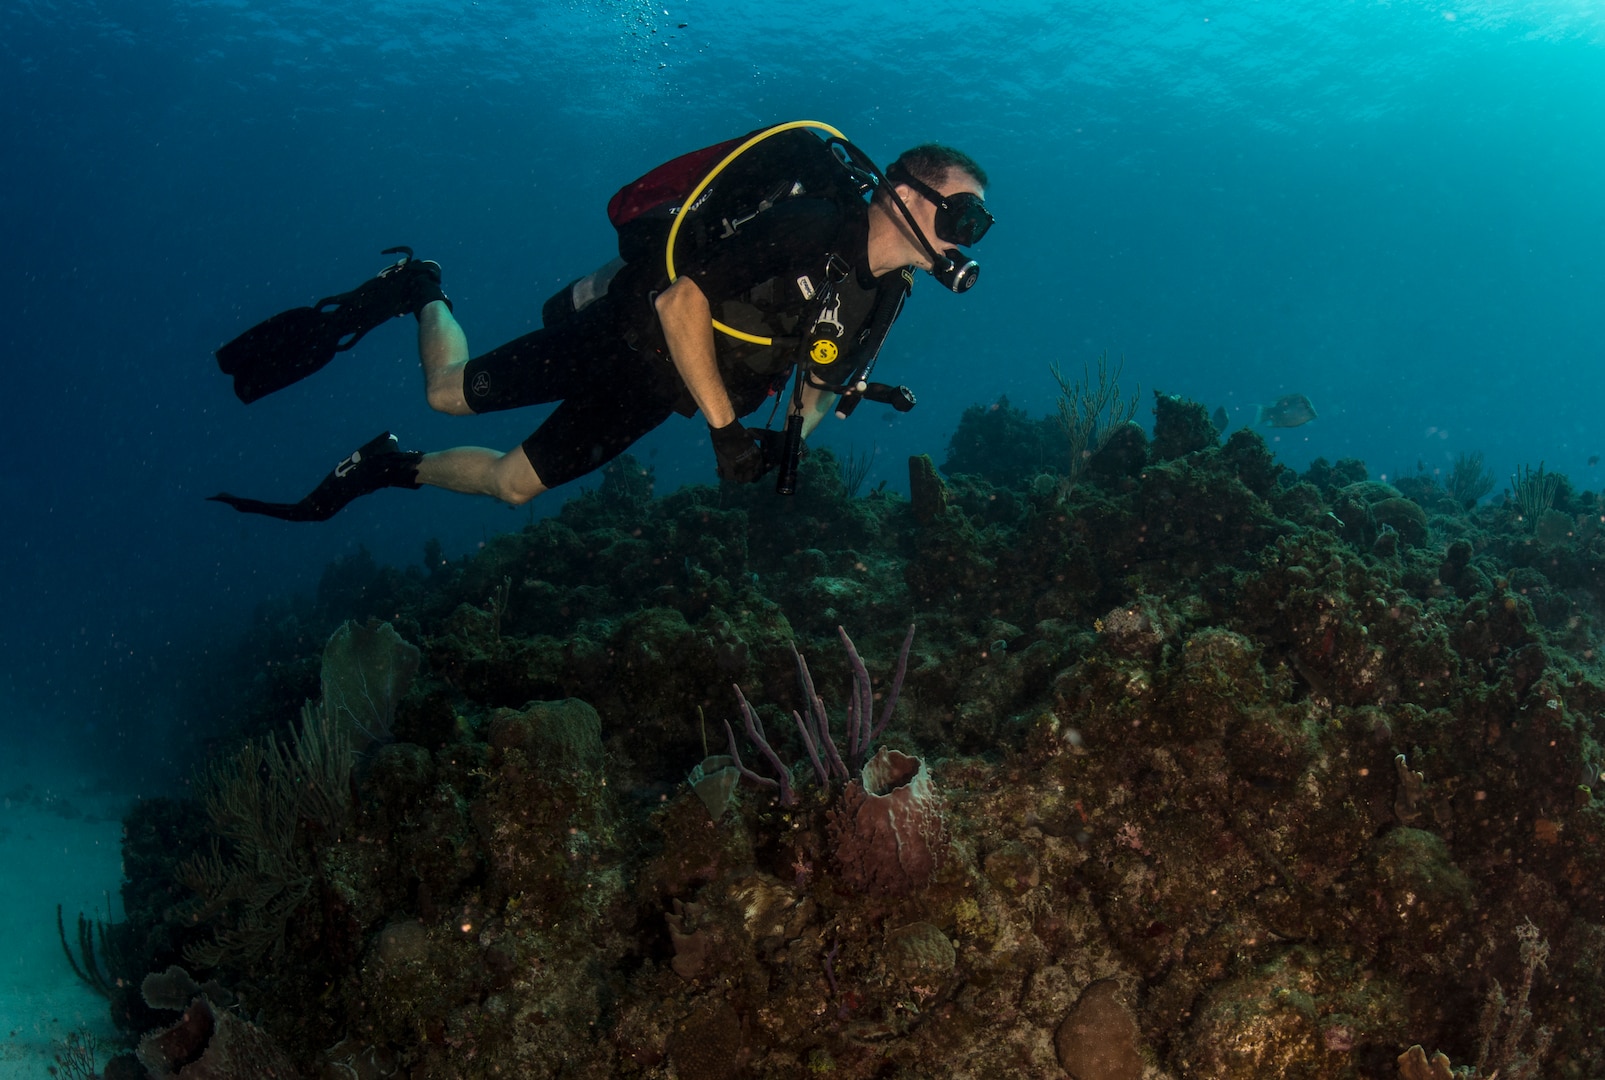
665 121 848 346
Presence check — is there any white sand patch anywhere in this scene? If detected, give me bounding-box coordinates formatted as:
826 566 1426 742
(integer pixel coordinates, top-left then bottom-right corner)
0 764 131 1079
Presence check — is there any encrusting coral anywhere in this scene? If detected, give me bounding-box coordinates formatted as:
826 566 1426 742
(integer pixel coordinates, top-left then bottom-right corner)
89 391 1605 1078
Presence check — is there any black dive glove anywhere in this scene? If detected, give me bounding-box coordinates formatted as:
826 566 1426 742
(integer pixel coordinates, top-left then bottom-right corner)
756 427 793 466
208 431 422 522
709 420 774 484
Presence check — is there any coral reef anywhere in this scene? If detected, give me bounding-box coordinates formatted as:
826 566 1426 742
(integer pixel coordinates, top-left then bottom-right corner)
97 392 1605 1078
941 395 1060 487
1055 978 1144 1080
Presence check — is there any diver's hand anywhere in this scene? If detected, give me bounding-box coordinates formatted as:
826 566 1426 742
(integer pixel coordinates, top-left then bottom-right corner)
709 420 772 484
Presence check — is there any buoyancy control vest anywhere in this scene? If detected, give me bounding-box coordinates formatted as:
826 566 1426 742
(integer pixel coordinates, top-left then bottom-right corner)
542 122 916 422
545 122 881 346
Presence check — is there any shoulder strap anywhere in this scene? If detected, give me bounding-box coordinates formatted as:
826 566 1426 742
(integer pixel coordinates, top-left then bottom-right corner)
812 267 911 391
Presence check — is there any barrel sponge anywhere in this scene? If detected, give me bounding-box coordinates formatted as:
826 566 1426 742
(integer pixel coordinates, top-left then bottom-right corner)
828 748 946 894
137 996 300 1079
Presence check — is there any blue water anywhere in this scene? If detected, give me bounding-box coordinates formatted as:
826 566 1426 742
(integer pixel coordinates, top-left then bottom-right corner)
3 0 1603 774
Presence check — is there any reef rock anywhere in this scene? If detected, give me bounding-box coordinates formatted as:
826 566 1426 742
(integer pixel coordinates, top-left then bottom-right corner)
1151 391 1217 460
1177 945 1409 1078
908 453 950 524
667 1000 744 1080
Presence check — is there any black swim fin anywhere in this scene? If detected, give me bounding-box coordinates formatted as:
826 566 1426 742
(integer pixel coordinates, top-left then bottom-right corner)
215 247 449 404
208 432 423 522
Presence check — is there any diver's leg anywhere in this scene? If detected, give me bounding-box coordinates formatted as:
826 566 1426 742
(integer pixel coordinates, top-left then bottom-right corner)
414 314 668 505
417 445 547 506
442 320 585 421
419 300 472 415
207 431 541 521
512 388 675 497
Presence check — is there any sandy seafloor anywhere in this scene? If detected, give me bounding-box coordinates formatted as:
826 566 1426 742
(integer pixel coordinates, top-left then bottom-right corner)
0 755 129 1079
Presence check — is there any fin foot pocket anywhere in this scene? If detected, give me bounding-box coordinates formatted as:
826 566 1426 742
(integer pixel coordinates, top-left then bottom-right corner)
208 432 422 522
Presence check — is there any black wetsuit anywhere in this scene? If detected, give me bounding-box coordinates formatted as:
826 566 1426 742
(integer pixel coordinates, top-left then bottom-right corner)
459 198 902 488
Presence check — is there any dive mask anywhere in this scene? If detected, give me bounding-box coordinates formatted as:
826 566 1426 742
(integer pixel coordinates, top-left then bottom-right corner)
887 165 994 247
884 163 991 292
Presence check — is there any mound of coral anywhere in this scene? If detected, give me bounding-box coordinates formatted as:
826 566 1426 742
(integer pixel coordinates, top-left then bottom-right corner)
92 395 1605 1079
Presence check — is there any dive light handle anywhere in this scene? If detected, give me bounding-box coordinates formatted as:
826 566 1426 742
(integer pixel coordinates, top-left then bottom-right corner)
874 383 917 411
835 382 916 419
775 413 805 496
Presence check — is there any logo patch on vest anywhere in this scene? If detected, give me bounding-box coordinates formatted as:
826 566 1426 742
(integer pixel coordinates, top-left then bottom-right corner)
810 339 839 365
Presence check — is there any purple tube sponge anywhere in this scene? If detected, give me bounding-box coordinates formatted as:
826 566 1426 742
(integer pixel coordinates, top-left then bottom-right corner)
724 624 915 805
828 747 946 894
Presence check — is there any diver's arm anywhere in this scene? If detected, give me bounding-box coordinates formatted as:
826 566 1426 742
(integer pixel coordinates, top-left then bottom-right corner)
797 379 840 438
655 277 735 428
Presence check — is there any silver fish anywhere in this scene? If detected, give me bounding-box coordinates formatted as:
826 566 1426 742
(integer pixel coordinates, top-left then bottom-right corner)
1255 393 1317 428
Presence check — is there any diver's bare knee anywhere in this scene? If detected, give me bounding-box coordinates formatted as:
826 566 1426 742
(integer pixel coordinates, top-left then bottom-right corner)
497 473 544 506
493 450 545 506
427 381 472 416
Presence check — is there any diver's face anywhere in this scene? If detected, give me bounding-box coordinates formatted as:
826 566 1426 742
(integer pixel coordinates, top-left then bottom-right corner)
895 170 988 269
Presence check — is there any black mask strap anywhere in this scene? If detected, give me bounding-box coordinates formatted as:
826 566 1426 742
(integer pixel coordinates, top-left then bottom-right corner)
879 171 954 277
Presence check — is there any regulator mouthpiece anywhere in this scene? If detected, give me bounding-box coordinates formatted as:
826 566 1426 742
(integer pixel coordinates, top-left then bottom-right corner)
931 249 979 293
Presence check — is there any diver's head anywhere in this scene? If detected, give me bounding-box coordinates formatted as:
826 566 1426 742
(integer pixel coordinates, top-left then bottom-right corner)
876 144 992 292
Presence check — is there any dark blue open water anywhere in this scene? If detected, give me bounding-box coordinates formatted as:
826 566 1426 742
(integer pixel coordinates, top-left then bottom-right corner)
2 0 1602 776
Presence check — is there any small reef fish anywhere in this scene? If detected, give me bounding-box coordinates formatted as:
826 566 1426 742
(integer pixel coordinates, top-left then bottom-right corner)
1211 406 1229 434
1589 455 1600 468
1254 393 1318 428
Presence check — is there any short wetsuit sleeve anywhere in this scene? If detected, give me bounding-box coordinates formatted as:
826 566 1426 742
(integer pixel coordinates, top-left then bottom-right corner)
678 198 846 306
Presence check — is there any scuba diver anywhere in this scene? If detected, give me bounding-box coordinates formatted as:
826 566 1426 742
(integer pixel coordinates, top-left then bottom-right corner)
208 126 992 521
